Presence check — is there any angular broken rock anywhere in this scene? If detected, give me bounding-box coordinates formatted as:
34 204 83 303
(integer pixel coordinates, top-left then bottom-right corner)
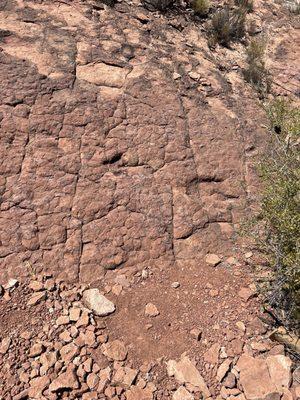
27 291 47 306
145 303 160 317
217 358 232 382
4 278 18 290
266 355 292 390
205 254 221 266
60 343 79 363
237 354 280 400
173 386 194 400
204 343 220 364
49 368 79 392
0 337 11 354
112 366 138 387
167 356 210 397
125 386 153 400
82 288 115 316
102 340 128 361
28 376 50 398
238 287 255 302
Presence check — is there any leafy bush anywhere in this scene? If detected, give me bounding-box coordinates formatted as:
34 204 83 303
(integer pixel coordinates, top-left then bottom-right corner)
235 0 254 13
192 0 210 17
256 98 300 331
210 7 246 47
243 38 271 97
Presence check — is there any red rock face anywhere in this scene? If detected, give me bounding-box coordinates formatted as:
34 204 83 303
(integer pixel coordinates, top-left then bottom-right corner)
0 0 266 283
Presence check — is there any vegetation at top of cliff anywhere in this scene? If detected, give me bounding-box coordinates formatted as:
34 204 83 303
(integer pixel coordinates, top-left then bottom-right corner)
207 0 255 47
255 98 300 331
243 37 271 98
192 0 210 17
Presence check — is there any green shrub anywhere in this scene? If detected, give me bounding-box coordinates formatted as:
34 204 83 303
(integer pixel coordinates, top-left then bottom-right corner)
210 7 246 47
243 38 271 97
257 98 300 331
192 0 210 17
235 0 254 13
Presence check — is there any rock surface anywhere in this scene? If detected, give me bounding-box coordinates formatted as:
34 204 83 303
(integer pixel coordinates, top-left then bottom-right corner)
0 0 299 399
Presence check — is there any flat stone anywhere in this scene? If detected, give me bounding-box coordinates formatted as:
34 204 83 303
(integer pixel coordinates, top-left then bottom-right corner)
204 343 220 364
112 366 138 387
77 63 129 88
29 281 44 292
217 359 232 382
125 386 153 400
237 354 280 400
167 355 210 397
238 287 255 302
4 278 18 290
56 315 70 325
102 340 128 361
69 307 81 321
205 254 221 266
266 355 292 390
173 386 194 400
0 337 11 354
82 289 115 316
86 372 99 389
28 376 50 398
27 291 47 306
49 368 79 392
29 343 45 357
60 343 79 363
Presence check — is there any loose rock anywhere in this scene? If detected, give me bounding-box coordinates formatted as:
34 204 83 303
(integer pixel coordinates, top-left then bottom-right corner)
82 288 115 316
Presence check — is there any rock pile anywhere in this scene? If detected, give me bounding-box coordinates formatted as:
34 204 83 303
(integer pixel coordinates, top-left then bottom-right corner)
0 275 299 400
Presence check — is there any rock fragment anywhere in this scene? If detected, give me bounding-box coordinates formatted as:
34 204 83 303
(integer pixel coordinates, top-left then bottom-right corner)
237 354 280 400
145 303 160 317
217 359 232 382
190 328 202 341
82 288 115 316
167 356 210 397
125 386 153 400
173 386 194 400
29 343 44 357
266 355 292 390
28 376 50 398
27 291 46 306
204 343 220 364
49 368 79 392
205 254 221 266
102 340 128 361
0 337 11 354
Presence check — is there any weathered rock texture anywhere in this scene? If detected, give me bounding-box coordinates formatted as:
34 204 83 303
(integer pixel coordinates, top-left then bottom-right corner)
5 0 300 283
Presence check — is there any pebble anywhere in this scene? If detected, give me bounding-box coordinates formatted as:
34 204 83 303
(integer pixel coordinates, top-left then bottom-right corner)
145 303 160 317
205 254 221 266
